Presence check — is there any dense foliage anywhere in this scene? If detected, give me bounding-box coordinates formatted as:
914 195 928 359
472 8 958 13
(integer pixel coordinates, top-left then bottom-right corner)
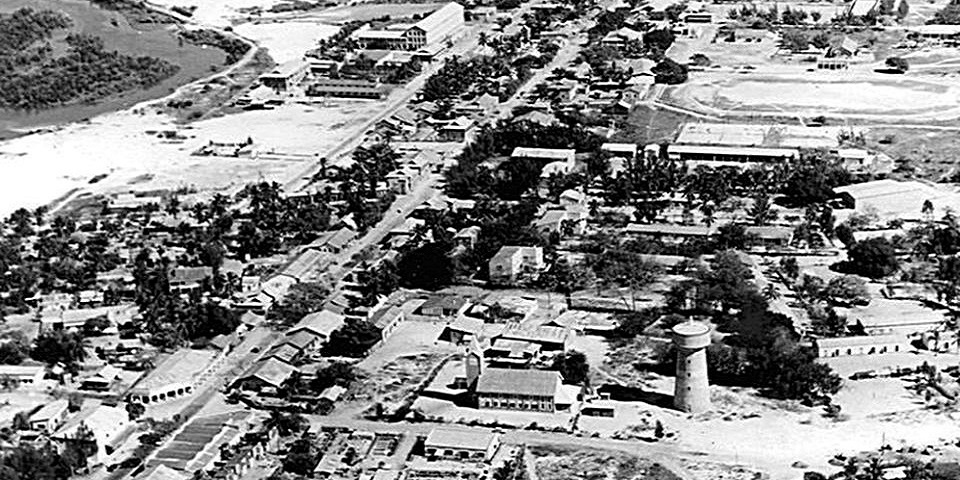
0 9 179 110
179 29 250 64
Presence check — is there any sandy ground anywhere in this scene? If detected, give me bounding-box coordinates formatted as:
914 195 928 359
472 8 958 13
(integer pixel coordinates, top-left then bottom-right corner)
151 0 284 26
0 99 385 216
234 20 341 64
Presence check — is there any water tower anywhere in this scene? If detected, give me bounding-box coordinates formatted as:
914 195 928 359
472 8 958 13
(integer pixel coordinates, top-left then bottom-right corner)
672 320 711 413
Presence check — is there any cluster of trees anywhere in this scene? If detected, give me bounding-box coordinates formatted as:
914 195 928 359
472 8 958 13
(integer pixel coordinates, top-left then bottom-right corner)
178 29 250 64
780 29 832 52
133 252 240 349
659 252 842 400
728 4 818 26
0 210 124 313
0 30 179 110
420 55 527 103
235 182 332 257
931 1 960 24
444 118 603 200
0 442 93 480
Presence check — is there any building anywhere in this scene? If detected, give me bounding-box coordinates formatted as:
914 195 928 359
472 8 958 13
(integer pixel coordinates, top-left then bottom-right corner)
846 0 908 19
511 147 576 165
308 79 386 99
354 2 465 50
673 321 711 414
475 368 564 412
454 226 481 248
29 399 70 433
287 310 346 344
600 27 643 49
169 266 214 293
908 24 960 40
666 144 799 165
485 339 541 368
438 117 474 142
423 427 500 462
0 365 45 386
128 349 222 404
488 246 545 285
814 335 905 357
623 223 793 248
80 364 122 391
232 358 299 392
304 227 357 254
259 59 310 92
53 404 131 464
371 306 404 340
419 294 469 318
495 324 568 351
601 142 637 160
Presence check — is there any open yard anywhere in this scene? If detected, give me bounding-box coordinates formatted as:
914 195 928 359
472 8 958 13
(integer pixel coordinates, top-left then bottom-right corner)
682 76 960 117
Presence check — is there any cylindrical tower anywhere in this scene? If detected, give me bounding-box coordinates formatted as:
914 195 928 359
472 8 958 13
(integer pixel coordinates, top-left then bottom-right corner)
672 320 711 413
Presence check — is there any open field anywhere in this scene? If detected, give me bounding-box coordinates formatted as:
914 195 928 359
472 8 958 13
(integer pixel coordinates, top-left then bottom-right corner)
234 20 341 63
0 98 385 216
675 74 960 119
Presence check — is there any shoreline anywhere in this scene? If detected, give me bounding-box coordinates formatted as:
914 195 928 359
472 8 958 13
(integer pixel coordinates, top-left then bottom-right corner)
0 0 264 217
0 0 259 144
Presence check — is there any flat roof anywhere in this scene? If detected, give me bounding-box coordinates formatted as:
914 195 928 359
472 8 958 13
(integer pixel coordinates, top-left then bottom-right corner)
425 427 496 451
136 349 217 390
511 147 575 160
910 24 960 35
668 144 799 157
814 334 903 348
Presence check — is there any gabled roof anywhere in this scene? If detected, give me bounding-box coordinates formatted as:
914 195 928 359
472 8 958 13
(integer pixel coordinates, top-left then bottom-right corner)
265 343 300 364
30 399 69 423
289 310 345 338
284 330 319 350
476 368 561 396
238 358 298 388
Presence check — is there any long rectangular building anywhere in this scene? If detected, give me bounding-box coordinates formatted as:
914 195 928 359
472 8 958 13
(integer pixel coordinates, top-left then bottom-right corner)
355 2 465 50
667 144 799 164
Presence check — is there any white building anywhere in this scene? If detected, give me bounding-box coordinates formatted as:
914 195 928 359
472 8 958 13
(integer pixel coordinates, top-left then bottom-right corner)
424 427 500 462
355 3 465 50
488 246 545 285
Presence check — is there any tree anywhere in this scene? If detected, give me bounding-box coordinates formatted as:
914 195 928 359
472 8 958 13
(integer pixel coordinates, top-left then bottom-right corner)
11 412 30 431
267 411 306 437
0 334 28 365
126 402 145 421
31 330 85 372
310 361 358 393
270 282 330 326
749 193 776 226
923 199 935 221
689 53 710 66
322 319 382 357
781 30 809 51
835 223 856 247
810 306 848 337
886 56 909 72
824 275 869 306
779 257 800 281
654 420 665 438
551 350 589 385
397 242 455 290
716 223 749 250
843 237 899 278
652 57 688 84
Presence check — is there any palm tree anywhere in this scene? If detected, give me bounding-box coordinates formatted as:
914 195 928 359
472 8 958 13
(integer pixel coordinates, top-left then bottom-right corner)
762 283 781 301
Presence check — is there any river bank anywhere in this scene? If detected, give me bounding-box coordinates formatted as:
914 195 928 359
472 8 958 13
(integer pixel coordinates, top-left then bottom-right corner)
0 0 227 140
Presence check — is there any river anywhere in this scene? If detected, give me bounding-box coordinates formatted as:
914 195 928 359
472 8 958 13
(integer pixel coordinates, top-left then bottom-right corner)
0 0 227 140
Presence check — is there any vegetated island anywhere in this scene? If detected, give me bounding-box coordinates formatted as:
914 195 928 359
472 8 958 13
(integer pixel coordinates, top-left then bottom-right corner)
0 7 180 111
